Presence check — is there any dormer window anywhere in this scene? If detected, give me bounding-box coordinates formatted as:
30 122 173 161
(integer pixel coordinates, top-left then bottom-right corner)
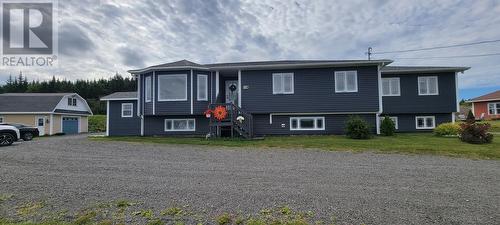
67 97 77 106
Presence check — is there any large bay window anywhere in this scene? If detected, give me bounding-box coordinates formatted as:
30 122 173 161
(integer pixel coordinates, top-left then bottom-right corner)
158 74 188 101
197 75 208 101
145 76 152 102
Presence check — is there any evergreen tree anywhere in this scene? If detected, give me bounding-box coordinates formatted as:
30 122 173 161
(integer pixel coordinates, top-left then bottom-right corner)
0 73 136 114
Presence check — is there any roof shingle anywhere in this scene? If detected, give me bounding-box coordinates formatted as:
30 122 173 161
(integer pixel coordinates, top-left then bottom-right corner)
469 90 500 102
100 91 137 100
0 93 70 112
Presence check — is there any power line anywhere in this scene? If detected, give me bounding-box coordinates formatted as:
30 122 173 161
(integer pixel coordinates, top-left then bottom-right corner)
392 52 500 60
372 39 500 54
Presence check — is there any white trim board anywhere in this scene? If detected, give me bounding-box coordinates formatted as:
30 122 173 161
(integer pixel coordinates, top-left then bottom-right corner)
238 70 242 107
106 101 110 136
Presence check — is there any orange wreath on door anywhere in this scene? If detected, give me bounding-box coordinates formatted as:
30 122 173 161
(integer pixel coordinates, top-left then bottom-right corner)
213 106 227 121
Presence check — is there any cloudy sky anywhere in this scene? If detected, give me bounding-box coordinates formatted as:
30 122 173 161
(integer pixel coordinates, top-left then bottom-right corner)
2 0 500 99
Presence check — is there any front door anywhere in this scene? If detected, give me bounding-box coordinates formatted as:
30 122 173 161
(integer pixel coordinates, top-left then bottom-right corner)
36 116 45 136
225 80 238 105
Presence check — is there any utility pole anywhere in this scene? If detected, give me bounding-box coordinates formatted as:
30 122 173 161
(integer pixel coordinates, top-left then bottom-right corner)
367 47 372 60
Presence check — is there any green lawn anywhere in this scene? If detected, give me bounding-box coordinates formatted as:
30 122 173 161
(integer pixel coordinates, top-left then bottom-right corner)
483 120 500 132
91 133 500 160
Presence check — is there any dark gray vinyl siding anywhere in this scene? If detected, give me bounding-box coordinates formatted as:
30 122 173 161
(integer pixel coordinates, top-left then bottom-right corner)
241 66 380 113
154 70 191 115
382 72 457 114
193 70 211 114
253 114 376 136
382 113 452 132
108 100 141 136
144 115 209 136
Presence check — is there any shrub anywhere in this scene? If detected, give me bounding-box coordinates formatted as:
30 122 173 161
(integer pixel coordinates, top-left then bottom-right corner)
380 116 395 136
459 122 493 144
434 122 460 136
89 115 106 133
345 116 371 139
466 109 475 123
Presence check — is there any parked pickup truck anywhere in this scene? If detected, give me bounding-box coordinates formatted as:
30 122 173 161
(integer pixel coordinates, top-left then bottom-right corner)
0 125 20 146
1 123 39 141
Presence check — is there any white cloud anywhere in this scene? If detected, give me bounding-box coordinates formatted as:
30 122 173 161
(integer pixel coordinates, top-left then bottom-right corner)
1 0 499 89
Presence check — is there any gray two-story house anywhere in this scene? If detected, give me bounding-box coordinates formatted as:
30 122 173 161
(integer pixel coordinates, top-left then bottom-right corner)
100 60 468 138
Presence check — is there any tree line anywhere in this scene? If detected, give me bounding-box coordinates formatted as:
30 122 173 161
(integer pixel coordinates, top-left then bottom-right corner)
0 72 136 114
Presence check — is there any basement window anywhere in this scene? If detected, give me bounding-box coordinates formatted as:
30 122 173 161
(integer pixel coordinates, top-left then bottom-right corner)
379 116 399 129
415 116 435 129
165 119 195 132
290 117 325 131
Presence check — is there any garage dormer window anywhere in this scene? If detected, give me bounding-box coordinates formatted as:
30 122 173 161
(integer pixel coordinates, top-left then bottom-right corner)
67 97 77 106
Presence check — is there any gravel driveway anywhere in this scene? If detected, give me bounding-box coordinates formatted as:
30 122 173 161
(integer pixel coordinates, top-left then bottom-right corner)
0 135 499 224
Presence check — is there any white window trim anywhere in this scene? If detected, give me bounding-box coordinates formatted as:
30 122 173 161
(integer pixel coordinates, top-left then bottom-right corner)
197 74 208 101
290 116 325 131
164 118 196 132
418 76 439 96
121 103 133 118
382 77 401 96
272 73 294 94
145 76 152 103
334 71 358 93
380 116 398 130
488 102 500 115
157 74 188 101
415 116 435 129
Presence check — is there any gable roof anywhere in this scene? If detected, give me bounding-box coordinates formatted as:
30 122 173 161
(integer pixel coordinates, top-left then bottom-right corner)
381 66 470 74
468 90 500 103
128 59 393 74
0 93 92 114
100 91 138 101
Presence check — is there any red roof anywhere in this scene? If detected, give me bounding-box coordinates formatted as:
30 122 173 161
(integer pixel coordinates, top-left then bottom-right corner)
470 90 500 102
